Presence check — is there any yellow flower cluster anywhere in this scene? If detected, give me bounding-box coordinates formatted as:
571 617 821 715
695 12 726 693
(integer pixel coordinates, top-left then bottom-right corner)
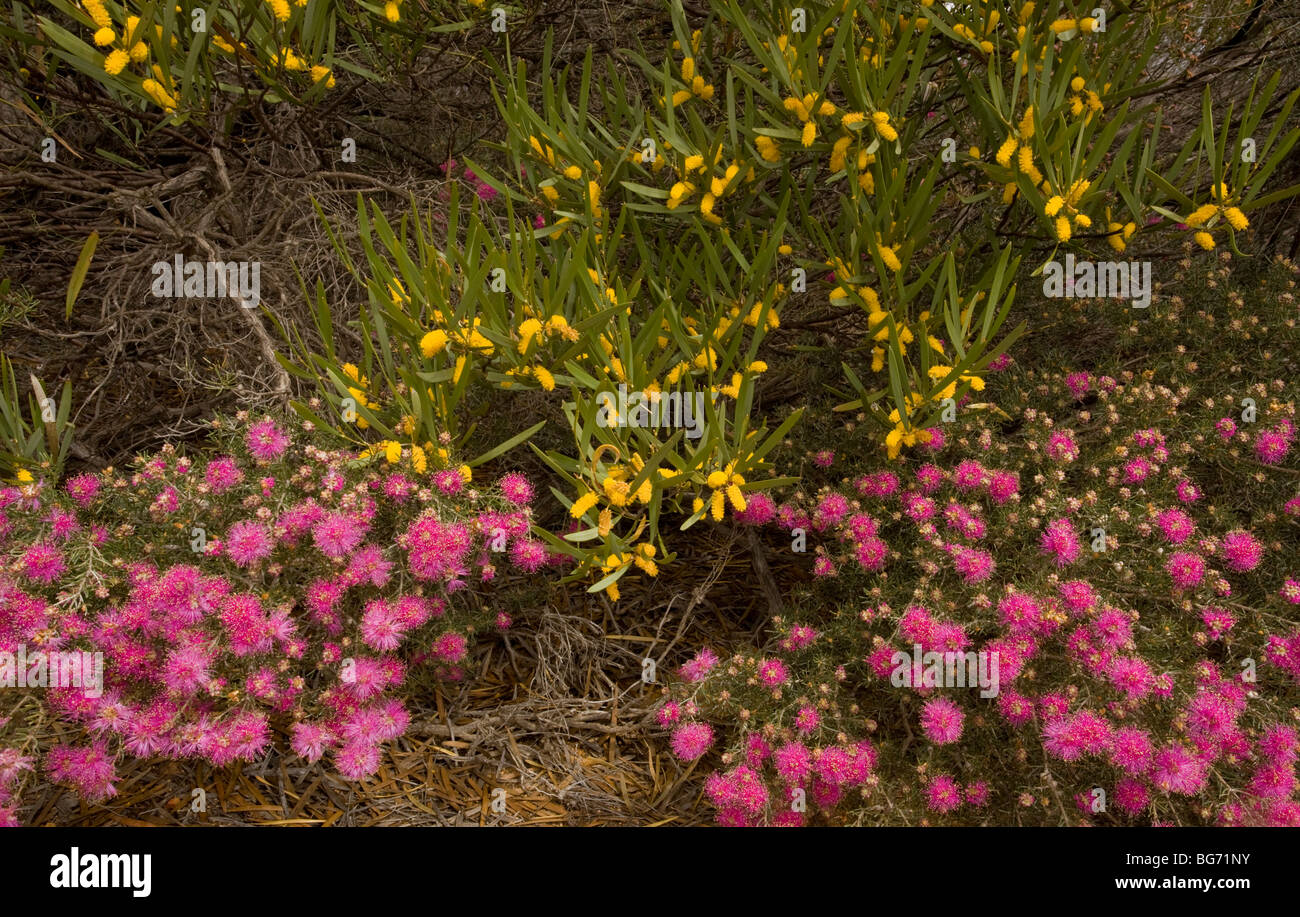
667 33 714 106
1042 178 1092 243
1184 183 1249 250
360 438 469 478
341 363 381 430
83 0 335 111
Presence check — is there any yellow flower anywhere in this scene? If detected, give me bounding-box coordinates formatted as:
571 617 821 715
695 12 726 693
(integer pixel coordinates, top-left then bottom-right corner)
383 1 399 23
84 0 112 29
563 165 582 180
411 446 428 474
710 488 726 521
384 441 402 464
1194 231 1215 250
996 135 1018 169
1185 203 1218 228
534 366 556 391
1055 216 1072 242
103 50 129 75
570 492 599 518
1224 207 1248 231
311 65 336 88
459 464 472 483
754 135 781 163
15 468 33 483
801 121 817 147
1044 195 1064 217
1018 106 1035 139
93 27 115 46
420 329 448 357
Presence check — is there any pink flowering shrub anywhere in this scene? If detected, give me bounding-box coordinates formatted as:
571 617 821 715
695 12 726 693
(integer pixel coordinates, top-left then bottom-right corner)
0 414 552 811
662 258 1300 825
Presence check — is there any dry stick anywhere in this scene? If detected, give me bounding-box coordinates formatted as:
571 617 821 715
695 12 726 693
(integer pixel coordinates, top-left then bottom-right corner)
744 525 784 617
189 147 291 406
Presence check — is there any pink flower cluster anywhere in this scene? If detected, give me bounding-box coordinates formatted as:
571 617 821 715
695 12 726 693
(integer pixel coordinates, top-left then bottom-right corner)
0 416 545 816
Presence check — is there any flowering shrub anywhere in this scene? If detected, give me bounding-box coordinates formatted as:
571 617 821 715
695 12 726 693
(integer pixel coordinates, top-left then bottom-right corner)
663 256 1300 825
285 0 1300 603
0 414 551 807
11 0 477 120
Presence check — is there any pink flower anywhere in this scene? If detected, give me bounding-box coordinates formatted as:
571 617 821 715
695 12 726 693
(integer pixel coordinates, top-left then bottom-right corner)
1046 431 1078 463
434 469 463 496
773 742 812 784
855 537 888 572
1040 518 1081 566
1215 417 1237 440
757 658 789 687
312 512 366 559
952 460 985 490
1221 530 1262 572
952 546 995 583
987 470 1019 504
1066 372 1091 400
1123 458 1152 483
1111 728 1153 776
813 556 837 577
656 702 681 728
1255 428 1292 465
246 419 289 461
290 722 337 762
920 697 964 745
1280 580 1300 605
670 722 713 761
20 543 65 582
1151 744 1208 795
431 631 468 664
224 520 272 567
678 648 718 682
735 492 775 524
205 456 243 493
814 492 850 529
1155 508 1195 544
45 743 118 801
926 774 962 813
64 473 101 507
794 705 820 734
510 538 547 573
1166 551 1206 589
1200 606 1235 639
1176 479 1201 503
335 742 381 780
404 515 473 582
1113 778 1150 815
1058 579 1097 613
498 473 533 506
